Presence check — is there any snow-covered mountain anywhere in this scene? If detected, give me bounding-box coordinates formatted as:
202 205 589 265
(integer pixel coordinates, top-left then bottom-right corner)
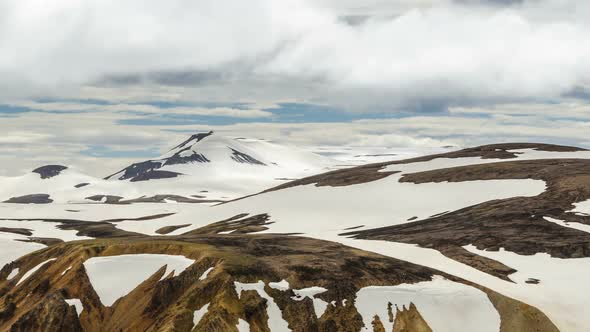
1 141 590 331
106 131 330 182
0 132 334 204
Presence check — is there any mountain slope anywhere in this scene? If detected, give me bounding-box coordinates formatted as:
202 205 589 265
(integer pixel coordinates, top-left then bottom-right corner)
1 142 589 331
0 233 557 332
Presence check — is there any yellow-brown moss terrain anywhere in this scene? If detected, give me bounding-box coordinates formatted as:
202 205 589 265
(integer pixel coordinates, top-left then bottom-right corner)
0 234 558 331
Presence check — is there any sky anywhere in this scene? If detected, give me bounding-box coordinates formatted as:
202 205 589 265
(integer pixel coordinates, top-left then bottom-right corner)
1 0 590 176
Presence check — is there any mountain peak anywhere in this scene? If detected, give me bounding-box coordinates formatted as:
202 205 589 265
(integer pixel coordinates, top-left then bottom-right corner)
104 132 327 182
169 131 214 152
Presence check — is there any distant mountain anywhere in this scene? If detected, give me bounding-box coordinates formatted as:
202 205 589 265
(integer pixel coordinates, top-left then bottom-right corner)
0 132 333 204
106 131 330 182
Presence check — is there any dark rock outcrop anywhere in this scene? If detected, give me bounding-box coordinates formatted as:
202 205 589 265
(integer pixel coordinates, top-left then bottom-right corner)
129 170 182 182
4 194 53 204
163 150 210 166
32 165 68 179
169 131 213 151
0 228 33 236
9 294 82 332
105 160 163 180
392 303 432 332
230 148 266 165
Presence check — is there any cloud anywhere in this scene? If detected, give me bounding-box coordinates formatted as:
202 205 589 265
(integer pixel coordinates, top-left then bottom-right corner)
7 101 273 118
1 1 589 176
0 132 52 144
1 0 590 110
449 102 590 119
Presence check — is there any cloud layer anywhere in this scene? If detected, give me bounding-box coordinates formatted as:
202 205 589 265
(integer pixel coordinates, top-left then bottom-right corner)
2 0 590 110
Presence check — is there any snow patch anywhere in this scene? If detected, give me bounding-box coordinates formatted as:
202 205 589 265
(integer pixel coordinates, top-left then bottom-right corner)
16 258 56 286
83 254 194 306
6 268 19 280
269 279 290 291
543 216 590 234
572 199 590 216
356 276 500 332
65 298 83 317
199 267 214 280
237 318 250 332
0 236 45 271
234 281 291 331
61 265 72 276
464 245 590 332
193 303 210 329
292 287 329 318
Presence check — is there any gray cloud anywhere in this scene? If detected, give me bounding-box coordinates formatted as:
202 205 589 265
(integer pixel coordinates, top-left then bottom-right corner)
337 15 371 26
101 70 224 87
1 0 590 112
148 70 225 87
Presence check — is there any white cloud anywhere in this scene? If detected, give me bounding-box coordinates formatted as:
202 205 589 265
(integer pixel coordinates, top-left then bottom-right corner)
450 102 590 119
1 0 590 108
0 134 51 146
8 101 273 118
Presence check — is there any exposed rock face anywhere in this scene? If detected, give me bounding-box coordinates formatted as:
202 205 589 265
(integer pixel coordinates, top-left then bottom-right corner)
9 294 82 332
163 150 210 166
3 194 53 204
230 148 265 165
121 195 223 204
169 131 213 151
371 315 386 332
482 287 560 332
32 165 68 179
0 234 558 332
129 170 183 182
181 214 273 235
391 303 432 332
155 224 191 235
85 194 223 204
0 228 33 236
22 237 63 246
105 160 163 180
